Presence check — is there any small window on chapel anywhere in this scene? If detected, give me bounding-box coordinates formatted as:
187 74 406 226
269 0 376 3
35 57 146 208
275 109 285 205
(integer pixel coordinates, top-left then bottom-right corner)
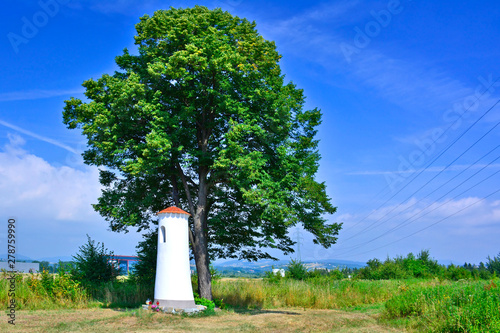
161 226 166 243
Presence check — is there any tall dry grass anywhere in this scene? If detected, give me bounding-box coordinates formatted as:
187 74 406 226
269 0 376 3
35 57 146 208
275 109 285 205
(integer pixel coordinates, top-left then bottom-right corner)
213 278 430 309
0 271 151 310
0 271 97 310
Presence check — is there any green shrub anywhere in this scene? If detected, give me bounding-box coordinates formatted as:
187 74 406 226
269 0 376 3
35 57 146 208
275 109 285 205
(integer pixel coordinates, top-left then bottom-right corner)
287 259 308 280
191 264 221 294
487 253 500 276
445 264 472 281
356 250 490 281
194 295 215 310
193 290 225 311
264 269 284 283
71 235 119 295
129 230 157 285
92 279 151 308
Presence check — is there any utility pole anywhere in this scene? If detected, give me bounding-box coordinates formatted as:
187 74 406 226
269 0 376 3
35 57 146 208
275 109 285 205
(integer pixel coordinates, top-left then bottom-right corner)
294 227 304 261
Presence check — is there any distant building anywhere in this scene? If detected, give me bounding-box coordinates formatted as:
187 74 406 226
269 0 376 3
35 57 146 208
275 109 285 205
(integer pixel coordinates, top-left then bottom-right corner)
0 262 39 273
107 255 139 276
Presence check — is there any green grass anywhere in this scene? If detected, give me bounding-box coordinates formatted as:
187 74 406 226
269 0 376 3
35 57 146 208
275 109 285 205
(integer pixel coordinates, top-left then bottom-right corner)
383 279 500 332
214 277 500 332
4 270 499 332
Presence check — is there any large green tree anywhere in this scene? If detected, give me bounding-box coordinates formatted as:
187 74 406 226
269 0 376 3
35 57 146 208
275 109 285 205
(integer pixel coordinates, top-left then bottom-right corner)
63 6 340 299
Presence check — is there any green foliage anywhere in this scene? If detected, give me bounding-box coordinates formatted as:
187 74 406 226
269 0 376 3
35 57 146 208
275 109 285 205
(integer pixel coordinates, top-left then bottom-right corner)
0 269 92 310
192 264 221 292
303 268 344 283
32 260 51 272
92 279 152 308
358 250 444 280
213 297 226 310
286 259 308 280
487 252 500 276
193 290 225 311
129 229 157 287
194 295 216 311
71 235 119 294
326 269 344 280
264 269 284 283
384 280 500 332
210 264 222 282
27 265 88 304
357 250 500 281
62 5 340 267
264 260 349 283
444 264 472 281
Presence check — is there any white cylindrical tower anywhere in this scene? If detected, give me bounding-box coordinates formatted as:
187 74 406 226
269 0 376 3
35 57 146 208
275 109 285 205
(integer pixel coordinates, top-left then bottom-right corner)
154 206 196 309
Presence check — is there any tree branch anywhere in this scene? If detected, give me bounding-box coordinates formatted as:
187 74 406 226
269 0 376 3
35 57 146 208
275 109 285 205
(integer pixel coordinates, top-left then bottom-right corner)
177 162 196 217
189 226 196 248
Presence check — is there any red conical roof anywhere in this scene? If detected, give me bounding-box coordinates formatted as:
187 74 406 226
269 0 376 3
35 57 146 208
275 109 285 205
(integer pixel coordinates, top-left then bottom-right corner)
156 206 191 216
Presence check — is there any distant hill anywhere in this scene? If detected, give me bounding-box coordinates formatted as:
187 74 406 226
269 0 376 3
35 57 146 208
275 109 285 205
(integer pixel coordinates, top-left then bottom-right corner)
213 258 366 273
0 253 33 262
36 256 74 263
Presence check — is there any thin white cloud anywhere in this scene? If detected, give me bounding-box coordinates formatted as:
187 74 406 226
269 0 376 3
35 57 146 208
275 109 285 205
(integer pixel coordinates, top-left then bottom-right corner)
0 119 78 154
0 88 83 102
340 195 500 241
331 195 500 260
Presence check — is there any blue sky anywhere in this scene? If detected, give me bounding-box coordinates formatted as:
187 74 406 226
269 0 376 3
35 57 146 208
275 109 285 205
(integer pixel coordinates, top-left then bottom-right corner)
1 0 499 264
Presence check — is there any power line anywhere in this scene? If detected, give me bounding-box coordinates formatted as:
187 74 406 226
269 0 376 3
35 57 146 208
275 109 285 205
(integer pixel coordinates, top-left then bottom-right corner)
346 144 500 239
335 164 500 256
342 98 500 241
340 187 500 258
341 79 499 235
346 117 500 238
336 148 500 253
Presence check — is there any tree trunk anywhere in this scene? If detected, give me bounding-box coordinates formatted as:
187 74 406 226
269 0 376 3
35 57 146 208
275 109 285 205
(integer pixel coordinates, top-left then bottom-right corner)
193 213 212 300
193 165 212 300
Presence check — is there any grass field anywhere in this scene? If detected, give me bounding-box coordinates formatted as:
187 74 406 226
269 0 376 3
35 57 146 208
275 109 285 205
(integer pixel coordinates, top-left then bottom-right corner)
2 275 499 332
0 307 404 332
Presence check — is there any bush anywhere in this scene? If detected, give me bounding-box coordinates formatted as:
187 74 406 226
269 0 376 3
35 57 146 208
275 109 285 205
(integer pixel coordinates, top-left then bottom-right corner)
445 264 472 281
71 235 119 295
328 269 344 280
194 295 215 311
287 259 308 280
356 250 486 281
129 230 157 287
487 253 500 276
